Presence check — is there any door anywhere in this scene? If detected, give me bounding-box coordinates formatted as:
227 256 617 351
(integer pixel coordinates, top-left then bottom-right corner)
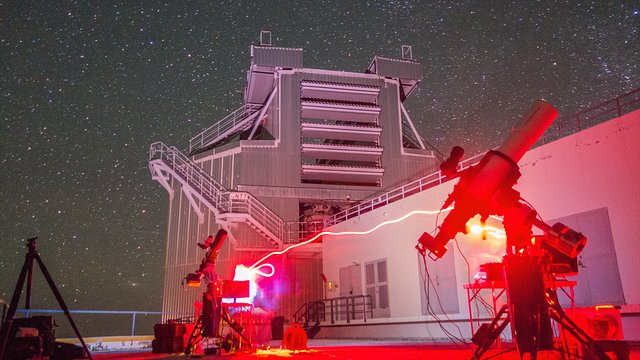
550 208 625 307
365 259 390 318
339 264 362 320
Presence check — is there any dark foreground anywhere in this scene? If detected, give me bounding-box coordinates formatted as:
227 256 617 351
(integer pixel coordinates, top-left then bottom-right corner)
92 339 640 360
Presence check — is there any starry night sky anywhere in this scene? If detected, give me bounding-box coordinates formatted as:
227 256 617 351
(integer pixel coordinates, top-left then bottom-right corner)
1 1 638 317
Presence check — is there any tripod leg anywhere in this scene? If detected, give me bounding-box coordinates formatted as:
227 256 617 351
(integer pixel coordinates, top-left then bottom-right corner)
472 305 510 360
185 315 205 355
545 290 611 360
0 254 33 360
219 307 252 348
26 257 34 310
34 255 94 360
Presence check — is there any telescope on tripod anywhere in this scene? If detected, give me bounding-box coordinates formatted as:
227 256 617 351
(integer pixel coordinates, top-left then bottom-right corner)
416 100 609 360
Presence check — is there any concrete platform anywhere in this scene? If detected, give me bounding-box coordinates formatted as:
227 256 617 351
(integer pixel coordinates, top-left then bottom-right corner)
92 339 640 360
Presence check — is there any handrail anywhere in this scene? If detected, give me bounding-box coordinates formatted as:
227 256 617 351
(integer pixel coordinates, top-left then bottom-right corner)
542 87 640 143
150 142 229 213
293 301 326 324
328 295 373 324
150 142 284 244
15 309 190 337
227 192 284 243
295 295 373 325
188 104 263 154
283 221 324 244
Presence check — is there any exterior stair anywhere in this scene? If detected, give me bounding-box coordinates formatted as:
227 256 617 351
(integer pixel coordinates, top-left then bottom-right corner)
188 104 264 155
149 141 283 247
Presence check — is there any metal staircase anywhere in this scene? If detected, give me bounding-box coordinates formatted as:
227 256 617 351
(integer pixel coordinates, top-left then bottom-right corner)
149 141 283 247
188 104 264 155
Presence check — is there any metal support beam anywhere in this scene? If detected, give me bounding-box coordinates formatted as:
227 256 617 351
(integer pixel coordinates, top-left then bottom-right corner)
182 187 204 224
149 163 174 200
248 85 278 140
400 102 426 150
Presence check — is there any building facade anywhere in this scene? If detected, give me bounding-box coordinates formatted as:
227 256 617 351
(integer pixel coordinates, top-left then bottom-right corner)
148 36 438 322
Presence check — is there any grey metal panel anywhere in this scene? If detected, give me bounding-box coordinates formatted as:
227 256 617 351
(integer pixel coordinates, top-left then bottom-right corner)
550 208 625 307
301 101 380 123
300 70 382 88
263 94 280 141
252 46 303 68
245 65 275 104
376 78 437 188
162 177 215 319
301 123 381 142
237 72 302 188
302 164 384 184
301 81 379 104
279 257 324 321
301 143 383 162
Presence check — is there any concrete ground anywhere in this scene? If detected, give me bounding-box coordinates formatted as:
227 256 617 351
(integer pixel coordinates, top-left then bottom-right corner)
92 338 640 360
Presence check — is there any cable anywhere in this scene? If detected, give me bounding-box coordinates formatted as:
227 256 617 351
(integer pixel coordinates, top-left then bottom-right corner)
420 254 459 344
520 197 545 224
419 254 468 346
453 238 472 289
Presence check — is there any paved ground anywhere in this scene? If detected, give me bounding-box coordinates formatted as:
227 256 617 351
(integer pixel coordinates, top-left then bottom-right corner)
92 339 640 360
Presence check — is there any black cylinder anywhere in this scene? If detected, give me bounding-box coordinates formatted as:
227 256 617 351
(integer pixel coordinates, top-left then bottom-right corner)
271 316 284 340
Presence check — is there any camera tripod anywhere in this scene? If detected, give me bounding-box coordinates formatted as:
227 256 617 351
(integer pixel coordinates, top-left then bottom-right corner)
470 254 610 360
0 237 92 360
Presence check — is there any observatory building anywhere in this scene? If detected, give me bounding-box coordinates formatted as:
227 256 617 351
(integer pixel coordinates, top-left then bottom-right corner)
148 33 438 320
149 33 640 344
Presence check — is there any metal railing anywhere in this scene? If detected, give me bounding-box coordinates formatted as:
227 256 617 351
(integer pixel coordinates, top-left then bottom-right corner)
150 142 229 212
328 295 373 324
149 142 284 245
188 104 263 154
324 152 485 227
541 88 640 144
294 295 373 325
14 309 190 338
226 192 284 243
293 301 326 324
283 221 324 244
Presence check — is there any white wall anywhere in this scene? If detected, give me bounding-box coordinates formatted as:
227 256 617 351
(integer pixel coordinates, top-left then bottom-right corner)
516 110 640 304
322 110 640 339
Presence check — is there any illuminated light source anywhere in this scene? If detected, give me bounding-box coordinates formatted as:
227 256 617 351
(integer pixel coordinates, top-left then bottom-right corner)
227 265 259 303
484 226 506 240
469 224 484 235
327 281 334 291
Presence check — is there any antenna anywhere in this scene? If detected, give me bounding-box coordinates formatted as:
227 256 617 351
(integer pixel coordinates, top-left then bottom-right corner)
260 30 272 47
